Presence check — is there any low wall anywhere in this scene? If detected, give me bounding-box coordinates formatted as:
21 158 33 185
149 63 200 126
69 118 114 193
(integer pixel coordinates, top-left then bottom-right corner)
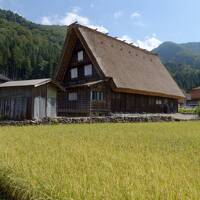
0 115 184 126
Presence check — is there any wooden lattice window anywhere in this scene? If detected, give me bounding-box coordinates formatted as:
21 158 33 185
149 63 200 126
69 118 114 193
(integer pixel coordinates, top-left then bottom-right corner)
91 91 104 101
77 50 83 62
70 68 78 79
84 64 92 76
68 92 78 101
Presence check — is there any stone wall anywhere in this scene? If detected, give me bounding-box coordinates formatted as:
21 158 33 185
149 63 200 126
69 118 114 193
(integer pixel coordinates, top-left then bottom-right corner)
0 115 182 126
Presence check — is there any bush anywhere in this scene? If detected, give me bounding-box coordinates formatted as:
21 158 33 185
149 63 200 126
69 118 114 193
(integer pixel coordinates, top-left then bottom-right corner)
195 103 200 117
178 107 195 114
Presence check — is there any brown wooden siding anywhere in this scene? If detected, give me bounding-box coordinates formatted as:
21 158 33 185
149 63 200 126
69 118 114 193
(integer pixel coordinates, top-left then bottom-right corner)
111 92 178 113
57 87 91 116
0 87 33 120
0 83 57 120
90 83 111 113
189 89 200 100
58 82 178 116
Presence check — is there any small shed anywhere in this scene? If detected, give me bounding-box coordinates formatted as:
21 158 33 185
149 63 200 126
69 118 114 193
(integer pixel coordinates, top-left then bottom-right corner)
0 79 59 120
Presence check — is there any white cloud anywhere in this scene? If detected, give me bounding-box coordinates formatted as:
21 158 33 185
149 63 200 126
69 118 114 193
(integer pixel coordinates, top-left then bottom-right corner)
41 10 108 33
119 34 162 51
114 11 123 19
131 11 141 18
119 35 134 44
41 16 53 25
136 36 162 51
14 10 24 17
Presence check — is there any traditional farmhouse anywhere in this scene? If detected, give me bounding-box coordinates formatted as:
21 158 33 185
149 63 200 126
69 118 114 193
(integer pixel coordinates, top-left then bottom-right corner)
54 23 184 116
0 79 59 120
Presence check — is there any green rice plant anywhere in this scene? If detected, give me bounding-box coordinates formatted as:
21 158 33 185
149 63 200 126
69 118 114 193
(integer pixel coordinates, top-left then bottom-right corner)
0 122 200 199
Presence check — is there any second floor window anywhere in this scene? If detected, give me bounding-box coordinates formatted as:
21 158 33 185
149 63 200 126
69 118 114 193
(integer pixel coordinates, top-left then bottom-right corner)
70 68 78 79
78 50 83 61
84 64 92 76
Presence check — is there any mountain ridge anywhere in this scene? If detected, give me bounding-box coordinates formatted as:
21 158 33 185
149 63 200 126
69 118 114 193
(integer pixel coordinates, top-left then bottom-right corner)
153 41 200 91
0 8 66 80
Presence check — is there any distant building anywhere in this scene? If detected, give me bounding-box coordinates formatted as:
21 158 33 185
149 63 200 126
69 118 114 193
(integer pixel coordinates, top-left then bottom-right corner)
178 90 191 107
188 87 200 107
54 23 184 116
0 79 60 120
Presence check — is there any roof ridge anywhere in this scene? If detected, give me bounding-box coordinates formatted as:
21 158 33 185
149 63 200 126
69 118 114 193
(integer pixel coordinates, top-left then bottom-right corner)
68 23 157 56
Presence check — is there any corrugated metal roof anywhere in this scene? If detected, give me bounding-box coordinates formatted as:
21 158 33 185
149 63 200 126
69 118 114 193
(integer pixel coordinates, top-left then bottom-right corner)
0 78 51 88
0 74 10 81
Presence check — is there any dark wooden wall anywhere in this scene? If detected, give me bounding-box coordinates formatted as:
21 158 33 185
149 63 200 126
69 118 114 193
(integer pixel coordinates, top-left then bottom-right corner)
57 82 178 116
0 84 57 120
90 83 111 114
0 87 33 120
189 89 200 100
111 92 178 113
57 87 91 116
63 40 103 86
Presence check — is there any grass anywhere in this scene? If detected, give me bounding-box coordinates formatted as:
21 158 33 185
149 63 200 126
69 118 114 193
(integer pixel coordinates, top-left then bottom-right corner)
0 122 200 199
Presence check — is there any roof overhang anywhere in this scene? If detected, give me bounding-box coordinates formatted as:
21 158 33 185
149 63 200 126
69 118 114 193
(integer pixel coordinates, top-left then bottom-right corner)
113 87 185 100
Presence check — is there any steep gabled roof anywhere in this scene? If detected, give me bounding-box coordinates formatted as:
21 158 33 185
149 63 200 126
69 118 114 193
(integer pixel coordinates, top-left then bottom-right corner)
55 23 184 99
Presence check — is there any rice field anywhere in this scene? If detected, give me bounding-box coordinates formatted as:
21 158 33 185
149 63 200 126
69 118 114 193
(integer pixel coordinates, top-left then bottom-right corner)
0 122 200 200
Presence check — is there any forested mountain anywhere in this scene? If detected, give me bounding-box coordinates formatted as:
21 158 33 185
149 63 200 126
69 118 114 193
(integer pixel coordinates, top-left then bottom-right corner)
153 42 200 91
0 9 66 80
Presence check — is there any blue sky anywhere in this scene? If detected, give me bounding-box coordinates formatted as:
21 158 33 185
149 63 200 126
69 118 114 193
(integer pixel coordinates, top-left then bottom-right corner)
0 0 200 50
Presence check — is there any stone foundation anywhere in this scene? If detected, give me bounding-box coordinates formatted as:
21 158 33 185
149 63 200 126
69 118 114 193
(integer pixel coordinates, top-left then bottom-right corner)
0 115 183 126
0 112 198 126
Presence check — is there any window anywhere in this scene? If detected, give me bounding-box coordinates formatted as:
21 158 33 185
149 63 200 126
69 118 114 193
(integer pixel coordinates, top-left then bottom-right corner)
156 99 162 105
68 92 77 101
78 50 83 61
84 64 92 76
91 91 104 101
70 68 78 79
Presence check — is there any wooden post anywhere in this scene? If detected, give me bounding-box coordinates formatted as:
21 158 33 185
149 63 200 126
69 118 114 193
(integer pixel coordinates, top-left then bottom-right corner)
89 87 92 117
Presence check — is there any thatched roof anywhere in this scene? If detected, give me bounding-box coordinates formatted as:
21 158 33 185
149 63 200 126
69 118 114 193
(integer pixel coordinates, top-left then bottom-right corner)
55 23 184 99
